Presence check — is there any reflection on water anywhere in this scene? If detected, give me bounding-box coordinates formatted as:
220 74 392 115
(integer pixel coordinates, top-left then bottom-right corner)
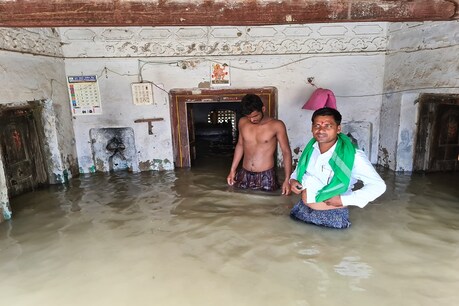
1 162 458 306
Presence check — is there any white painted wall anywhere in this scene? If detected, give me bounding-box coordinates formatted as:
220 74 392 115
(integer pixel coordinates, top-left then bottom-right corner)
59 23 387 172
380 21 459 171
0 28 78 220
0 52 77 182
65 59 174 172
3 21 456 220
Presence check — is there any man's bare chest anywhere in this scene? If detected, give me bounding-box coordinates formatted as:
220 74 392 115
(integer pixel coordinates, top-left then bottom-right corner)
242 125 276 144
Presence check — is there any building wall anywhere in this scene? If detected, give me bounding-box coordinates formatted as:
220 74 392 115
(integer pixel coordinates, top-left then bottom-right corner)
0 28 78 221
5 22 457 219
380 21 459 171
59 23 388 172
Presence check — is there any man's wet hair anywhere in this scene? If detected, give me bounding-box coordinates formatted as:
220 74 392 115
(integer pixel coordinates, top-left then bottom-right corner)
241 94 264 115
311 107 342 125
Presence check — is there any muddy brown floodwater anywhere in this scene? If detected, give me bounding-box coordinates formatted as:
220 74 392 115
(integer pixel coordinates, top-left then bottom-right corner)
1 156 458 306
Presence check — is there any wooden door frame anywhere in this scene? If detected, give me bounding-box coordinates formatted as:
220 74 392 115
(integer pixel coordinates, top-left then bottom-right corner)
0 104 48 197
170 87 277 168
414 93 459 172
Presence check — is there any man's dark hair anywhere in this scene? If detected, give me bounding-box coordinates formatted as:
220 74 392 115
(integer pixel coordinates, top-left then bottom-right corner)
241 94 264 115
311 107 342 125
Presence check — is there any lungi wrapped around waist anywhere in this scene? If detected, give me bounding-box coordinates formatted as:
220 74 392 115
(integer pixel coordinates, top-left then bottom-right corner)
234 167 279 192
290 200 351 229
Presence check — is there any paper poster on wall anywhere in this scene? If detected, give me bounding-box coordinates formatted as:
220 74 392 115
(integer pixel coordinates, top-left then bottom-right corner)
131 82 154 105
211 62 230 86
67 75 102 115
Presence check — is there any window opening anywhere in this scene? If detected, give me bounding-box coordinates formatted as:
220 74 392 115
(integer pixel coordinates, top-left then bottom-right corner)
208 109 236 138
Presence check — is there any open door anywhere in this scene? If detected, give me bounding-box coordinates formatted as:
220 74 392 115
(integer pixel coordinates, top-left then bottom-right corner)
414 94 459 172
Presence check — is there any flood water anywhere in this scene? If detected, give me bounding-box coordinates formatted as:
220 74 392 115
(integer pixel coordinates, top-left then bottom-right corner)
1 148 458 306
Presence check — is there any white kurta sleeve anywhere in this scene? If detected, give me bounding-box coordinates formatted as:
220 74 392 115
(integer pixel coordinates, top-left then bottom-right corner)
340 150 386 208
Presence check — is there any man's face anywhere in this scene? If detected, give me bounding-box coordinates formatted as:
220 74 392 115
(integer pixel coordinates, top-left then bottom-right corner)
245 109 264 124
311 115 341 144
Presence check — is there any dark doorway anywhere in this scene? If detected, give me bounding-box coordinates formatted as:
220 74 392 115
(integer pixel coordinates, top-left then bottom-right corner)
0 107 48 197
170 87 277 168
414 94 459 172
187 102 241 167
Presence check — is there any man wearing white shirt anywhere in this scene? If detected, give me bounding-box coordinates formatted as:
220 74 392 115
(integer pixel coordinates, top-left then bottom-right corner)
289 107 386 228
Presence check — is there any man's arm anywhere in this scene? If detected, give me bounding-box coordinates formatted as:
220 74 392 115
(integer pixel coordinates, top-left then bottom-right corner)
227 122 244 186
339 150 386 208
289 167 303 194
277 121 292 195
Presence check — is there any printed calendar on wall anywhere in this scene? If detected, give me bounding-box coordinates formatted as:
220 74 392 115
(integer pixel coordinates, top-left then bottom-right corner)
131 82 154 105
67 75 102 115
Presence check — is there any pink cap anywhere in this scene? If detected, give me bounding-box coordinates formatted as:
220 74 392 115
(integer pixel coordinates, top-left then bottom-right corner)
302 88 337 110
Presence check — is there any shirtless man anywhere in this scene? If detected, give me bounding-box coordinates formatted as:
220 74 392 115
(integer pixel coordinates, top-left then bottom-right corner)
227 94 292 195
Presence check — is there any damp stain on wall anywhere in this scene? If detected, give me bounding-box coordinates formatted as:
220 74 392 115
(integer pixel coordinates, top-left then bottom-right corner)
95 158 105 172
80 165 96 173
1 199 12 221
139 160 153 171
379 146 391 168
291 146 301 168
198 81 211 88
66 154 79 177
293 147 300 155
53 169 70 184
139 159 172 171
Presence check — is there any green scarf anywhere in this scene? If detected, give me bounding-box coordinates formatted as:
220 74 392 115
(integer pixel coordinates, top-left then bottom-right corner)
296 133 356 202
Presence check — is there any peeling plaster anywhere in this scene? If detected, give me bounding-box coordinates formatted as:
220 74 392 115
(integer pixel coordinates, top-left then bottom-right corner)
178 60 200 69
198 81 211 88
139 159 172 171
2 202 12 220
95 158 105 172
153 158 172 171
379 146 391 168
53 169 69 185
41 99 68 184
396 129 412 172
139 160 153 171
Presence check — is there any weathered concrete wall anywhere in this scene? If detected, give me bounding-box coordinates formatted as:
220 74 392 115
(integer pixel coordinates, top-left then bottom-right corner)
379 21 459 171
0 28 78 220
59 23 387 171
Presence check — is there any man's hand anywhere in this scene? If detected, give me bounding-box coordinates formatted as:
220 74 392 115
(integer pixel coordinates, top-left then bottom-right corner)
289 179 303 195
227 171 236 186
281 179 291 195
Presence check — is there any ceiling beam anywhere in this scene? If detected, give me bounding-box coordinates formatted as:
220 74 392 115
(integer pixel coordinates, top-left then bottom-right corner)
0 0 457 28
